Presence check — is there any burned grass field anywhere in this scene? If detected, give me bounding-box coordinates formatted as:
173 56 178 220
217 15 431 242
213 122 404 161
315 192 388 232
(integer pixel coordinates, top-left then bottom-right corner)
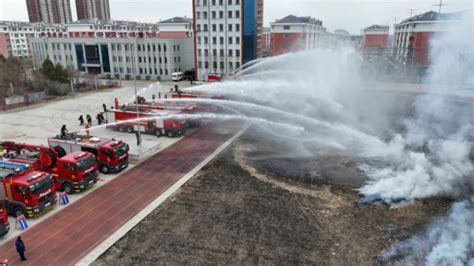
94 130 451 265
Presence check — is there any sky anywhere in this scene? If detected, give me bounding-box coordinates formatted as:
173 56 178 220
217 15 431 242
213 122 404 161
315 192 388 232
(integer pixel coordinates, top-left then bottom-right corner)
0 0 471 34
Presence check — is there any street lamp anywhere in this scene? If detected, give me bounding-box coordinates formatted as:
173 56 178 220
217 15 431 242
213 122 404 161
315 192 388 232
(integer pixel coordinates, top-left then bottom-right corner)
132 37 141 147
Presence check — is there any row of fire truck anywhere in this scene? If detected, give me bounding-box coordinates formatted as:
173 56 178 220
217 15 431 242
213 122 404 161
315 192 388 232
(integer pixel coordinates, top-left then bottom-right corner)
0 90 222 237
105 90 225 138
0 135 130 236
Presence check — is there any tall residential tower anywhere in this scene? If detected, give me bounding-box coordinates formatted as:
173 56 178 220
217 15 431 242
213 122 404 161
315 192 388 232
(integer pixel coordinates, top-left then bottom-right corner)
26 0 72 23
192 0 263 81
76 0 111 21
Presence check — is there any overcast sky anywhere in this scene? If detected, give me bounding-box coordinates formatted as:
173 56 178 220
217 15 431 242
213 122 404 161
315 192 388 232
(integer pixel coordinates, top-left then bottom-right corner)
0 0 471 34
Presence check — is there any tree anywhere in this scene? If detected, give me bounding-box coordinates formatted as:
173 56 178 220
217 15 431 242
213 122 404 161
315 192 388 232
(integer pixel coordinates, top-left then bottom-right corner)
40 58 69 83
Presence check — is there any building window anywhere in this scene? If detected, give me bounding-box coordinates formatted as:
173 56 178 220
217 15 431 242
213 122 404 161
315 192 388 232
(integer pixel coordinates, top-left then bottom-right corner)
220 49 224 56
228 37 233 44
197 24 201 32
203 11 207 19
219 24 224 32
228 11 232 18
229 49 233 57
235 11 240 18
236 0 239 4
198 37 202 44
213 61 218 69
236 49 240 57
203 0 207 5
213 49 217 56
220 37 224 44
236 24 240 31
204 24 208 32
213 37 217 44
205 49 209 56
138 45 141 51
219 0 223 5
236 62 240 68
198 61 202 68
204 37 208 44
139 68 143 74
219 11 224 19
228 0 232 4
205 61 209 69
228 24 233 31
198 49 202 56
212 24 217 32
197 12 201 19
236 37 240 44
212 0 216 5
212 11 216 19
229 61 233 69
284 25 291 30
139 57 142 63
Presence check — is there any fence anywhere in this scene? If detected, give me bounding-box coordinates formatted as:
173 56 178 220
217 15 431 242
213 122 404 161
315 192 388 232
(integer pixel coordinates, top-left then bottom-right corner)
0 91 47 111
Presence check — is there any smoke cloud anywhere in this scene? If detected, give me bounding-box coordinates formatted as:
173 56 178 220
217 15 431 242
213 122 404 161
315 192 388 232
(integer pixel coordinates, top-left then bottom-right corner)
184 10 473 264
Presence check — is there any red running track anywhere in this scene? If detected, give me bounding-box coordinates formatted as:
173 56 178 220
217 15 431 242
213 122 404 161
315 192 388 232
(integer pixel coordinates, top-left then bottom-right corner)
0 124 238 265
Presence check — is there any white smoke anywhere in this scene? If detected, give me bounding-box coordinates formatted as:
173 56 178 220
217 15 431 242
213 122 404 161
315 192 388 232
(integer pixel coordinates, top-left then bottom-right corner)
381 197 474 265
185 10 473 264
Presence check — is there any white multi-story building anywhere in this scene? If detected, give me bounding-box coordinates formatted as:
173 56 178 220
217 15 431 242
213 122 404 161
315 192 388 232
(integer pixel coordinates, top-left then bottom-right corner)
193 0 263 81
0 21 66 59
30 18 195 80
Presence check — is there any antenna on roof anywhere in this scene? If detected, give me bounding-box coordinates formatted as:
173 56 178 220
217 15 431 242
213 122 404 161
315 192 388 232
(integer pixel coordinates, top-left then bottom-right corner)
408 9 416 17
433 0 446 13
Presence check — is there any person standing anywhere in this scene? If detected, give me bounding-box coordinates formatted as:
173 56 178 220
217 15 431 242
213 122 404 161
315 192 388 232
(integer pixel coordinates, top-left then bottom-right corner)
102 103 107 113
60 125 68 139
15 236 26 261
86 114 92 126
96 113 102 125
114 97 119 109
78 115 84 126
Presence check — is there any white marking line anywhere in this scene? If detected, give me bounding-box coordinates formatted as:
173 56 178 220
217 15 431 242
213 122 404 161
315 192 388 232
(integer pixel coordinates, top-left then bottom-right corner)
77 127 245 266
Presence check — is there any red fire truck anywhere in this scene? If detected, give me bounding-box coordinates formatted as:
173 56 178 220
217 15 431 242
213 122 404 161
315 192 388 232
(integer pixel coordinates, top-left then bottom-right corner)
1 141 99 194
0 161 57 218
48 135 129 174
169 90 224 100
135 102 201 127
0 201 9 236
106 108 187 138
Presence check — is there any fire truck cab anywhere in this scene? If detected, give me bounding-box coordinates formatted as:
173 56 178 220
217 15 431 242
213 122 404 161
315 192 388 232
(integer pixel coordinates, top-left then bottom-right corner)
0 161 57 218
48 136 129 174
50 151 98 194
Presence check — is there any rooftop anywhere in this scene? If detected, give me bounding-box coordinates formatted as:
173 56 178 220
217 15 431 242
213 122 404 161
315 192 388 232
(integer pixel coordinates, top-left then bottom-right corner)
273 15 322 25
365 25 389 30
400 11 462 24
159 17 192 24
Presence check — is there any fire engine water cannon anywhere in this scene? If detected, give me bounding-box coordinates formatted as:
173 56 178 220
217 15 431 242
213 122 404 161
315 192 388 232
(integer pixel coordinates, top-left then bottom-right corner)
169 90 225 100
0 161 57 218
106 107 187 138
0 141 99 194
0 141 66 171
48 135 129 174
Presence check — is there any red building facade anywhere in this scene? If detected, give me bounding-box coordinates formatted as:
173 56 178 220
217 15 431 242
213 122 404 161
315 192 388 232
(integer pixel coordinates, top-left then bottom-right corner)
269 15 325 57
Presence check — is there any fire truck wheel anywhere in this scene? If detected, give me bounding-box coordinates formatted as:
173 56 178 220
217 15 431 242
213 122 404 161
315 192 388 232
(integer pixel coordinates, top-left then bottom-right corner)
167 130 174 138
100 165 110 174
53 146 67 158
126 126 134 133
118 125 125 132
62 183 73 194
13 206 26 218
154 129 162 137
